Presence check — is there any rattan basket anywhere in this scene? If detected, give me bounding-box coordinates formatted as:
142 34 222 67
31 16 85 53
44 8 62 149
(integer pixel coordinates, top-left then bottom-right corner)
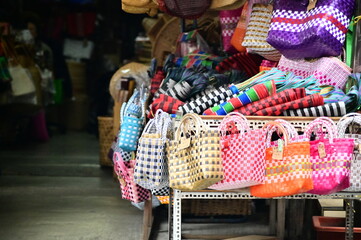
98 116 114 167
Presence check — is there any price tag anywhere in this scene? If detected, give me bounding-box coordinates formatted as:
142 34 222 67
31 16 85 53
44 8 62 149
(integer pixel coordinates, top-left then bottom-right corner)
307 0 317 11
179 137 191 150
358 144 361 152
272 147 283 160
318 142 327 158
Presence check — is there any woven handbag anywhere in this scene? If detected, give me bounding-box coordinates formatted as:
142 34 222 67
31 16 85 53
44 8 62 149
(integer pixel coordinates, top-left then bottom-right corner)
118 88 147 152
168 113 223 190
304 118 354 195
277 56 352 90
219 6 243 54
209 113 267 190
266 0 355 59
241 3 281 61
134 110 173 190
337 113 361 192
163 0 211 19
250 121 313 198
113 152 150 203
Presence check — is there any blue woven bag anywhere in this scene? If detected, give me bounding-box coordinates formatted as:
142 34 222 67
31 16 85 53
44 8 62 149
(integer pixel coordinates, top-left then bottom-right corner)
118 88 147 152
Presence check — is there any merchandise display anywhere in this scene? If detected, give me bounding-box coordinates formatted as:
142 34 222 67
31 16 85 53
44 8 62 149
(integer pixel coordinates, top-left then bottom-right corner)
111 0 361 239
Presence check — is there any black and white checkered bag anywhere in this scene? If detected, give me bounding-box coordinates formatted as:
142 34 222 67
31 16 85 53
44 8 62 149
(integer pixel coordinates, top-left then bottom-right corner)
111 138 132 162
179 86 236 114
134 110 173 190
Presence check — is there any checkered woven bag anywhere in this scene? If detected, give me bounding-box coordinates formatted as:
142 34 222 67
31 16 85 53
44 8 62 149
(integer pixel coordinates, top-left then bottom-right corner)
241 3 281 61
209 113 267 190
282 102 347 117
304 118 354 195
113 152 150 203
267 0 355 59
179 85 239 114
250 121 313 198
278 56 352 89
151 186 170 196
168 113 223 190
337 113 361 192
118 88 148 151
134 110 173 190
219 6 243 54
148 94 185 118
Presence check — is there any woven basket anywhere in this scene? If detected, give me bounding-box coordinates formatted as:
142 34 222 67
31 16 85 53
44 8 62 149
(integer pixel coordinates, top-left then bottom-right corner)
98 116 114 167
189 199 253 216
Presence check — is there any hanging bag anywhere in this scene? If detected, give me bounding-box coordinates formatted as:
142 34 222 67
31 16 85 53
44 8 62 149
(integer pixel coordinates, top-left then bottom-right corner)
209 112 267 190
241 3 281 61
250 121 313 198
134 110 173 190
118 88 147 152
168 113 223 190
304 118 354 195
219 6 244 54
113 152 150 203
266 0 355 59
337 113 361 192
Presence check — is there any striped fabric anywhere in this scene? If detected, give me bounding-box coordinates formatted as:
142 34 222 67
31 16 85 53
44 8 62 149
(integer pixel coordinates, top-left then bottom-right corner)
282 102 346 117
203 80 275 115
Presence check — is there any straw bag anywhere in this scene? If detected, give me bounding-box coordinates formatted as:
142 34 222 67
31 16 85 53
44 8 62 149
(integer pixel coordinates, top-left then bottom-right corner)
8 64 36 96
266 0 355 59
241 3 281 61
230 1 249 52
118 88 148 152
337 113 361 192
113 153 151 203
277 56 352 90
134 110 173 190
209 113 267 190
168 113 223 190
250 121 313 197
305 118 354 195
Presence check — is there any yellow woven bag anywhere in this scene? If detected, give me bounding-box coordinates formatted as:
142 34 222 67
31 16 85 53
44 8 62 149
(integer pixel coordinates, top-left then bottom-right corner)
168 113 223 190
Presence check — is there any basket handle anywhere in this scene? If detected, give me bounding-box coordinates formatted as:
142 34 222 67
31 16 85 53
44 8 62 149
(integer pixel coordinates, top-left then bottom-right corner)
175 113 208 141
218 113 249 138
337 114 361 138
266 119 298 141
304 118 336 143
263 121 290 148
113 152 130 181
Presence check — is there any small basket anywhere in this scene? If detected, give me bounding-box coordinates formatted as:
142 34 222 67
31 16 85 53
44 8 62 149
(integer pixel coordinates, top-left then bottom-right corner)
98 116 114 167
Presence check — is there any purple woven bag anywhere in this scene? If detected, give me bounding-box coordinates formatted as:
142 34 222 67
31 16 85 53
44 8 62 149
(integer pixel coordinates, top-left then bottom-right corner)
266 0 355 59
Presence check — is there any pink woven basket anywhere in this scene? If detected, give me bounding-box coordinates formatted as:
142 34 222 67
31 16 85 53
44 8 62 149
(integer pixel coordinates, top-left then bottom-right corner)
278 56 351 90
304 118 354 195
113 153 150 203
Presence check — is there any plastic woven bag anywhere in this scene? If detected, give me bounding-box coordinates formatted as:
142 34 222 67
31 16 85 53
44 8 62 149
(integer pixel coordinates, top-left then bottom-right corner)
118 88 148 152
113 153 150 203
209 113 267 190
241 3 281 61
250 121 313 197
134 110 173 190
168 113 223 190
266 0 355 59
337 113 361 192
304 118 354 195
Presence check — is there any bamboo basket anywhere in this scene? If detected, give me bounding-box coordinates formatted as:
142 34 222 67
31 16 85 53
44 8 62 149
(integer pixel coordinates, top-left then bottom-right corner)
98 116 114 167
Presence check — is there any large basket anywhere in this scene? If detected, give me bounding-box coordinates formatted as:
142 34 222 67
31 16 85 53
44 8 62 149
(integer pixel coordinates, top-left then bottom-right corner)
98 116 114 167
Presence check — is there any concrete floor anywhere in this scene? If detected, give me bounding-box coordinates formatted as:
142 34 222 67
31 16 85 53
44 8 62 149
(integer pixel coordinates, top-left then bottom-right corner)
0 132 277 240
0 132 144 240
